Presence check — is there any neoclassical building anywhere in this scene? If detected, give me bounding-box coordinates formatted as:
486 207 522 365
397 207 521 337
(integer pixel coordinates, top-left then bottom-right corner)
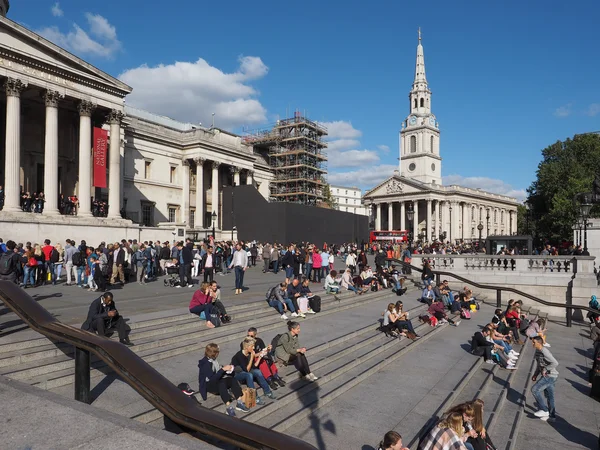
364 32 519 242
0 9 273 243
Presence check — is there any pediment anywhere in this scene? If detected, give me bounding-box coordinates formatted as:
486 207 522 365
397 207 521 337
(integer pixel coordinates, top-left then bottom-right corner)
364 176 430 198
0 17 131 96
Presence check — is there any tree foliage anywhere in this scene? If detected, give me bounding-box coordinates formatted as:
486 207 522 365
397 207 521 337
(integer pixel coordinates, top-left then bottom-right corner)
527 133 600 241
319 183 337 209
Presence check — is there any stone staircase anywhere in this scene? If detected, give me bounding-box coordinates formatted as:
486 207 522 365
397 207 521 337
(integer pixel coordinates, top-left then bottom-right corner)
1 274 598 450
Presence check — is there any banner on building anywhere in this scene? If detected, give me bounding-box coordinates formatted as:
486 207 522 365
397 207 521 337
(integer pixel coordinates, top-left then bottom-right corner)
93 127 108 188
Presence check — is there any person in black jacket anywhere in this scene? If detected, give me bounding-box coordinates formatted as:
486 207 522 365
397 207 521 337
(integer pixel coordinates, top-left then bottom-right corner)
0 240 23 283
281 246 295 283
201 246 216 283
81 292 133 346
177 241 193 288
471 327 494 363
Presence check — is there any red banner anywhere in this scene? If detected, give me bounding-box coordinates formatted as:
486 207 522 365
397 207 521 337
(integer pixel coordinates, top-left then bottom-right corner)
93 127 108 188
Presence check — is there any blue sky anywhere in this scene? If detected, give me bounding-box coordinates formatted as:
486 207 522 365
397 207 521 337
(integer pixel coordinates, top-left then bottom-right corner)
10 0 600 200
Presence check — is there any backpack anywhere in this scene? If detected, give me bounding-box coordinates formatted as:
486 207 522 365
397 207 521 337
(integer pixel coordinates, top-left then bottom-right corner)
72 252 84 267
50 248 59 263
460 308 471 320
270 333 283 356
265 286 276 301
0 253 14 275
209 313 221 328
591 297 600 310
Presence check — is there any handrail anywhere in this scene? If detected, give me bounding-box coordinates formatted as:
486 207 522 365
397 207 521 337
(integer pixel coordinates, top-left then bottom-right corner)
387 258 597 327
0 281 316 450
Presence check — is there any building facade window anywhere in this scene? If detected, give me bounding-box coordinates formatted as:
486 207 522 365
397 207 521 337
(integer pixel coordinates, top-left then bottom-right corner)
168 205 177 223
144 161 151 179
170 166 177 184
190 209 195 228
410 135 416 153
141 201 154 227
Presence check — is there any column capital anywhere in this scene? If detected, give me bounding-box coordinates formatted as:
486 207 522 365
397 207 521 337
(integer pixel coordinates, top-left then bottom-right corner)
43 90 63 108
426 198 432 204
182 159 190 167
194 157 206 166
4 78 26 97
78 100 96 117
229 166 240 174
107 109 124 125
211 161 220 170
247 169 255 176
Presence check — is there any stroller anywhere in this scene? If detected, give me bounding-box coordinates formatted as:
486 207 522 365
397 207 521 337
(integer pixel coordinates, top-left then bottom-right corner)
164 265 181 287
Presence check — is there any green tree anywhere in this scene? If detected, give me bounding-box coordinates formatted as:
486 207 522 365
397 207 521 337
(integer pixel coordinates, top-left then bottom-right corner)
320 183 337 209
527 133 600 241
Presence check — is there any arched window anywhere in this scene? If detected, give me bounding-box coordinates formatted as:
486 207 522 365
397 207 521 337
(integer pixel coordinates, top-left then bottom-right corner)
430 136 434 153
420 98 424 108
414 98 417 109
410 135 417 153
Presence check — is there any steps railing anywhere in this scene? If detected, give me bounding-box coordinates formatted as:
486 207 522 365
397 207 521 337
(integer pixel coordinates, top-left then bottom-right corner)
0 281 316 450
388 257 597 327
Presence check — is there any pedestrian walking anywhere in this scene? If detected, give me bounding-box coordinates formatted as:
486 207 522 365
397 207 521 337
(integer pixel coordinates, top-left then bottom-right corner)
531 335 559 421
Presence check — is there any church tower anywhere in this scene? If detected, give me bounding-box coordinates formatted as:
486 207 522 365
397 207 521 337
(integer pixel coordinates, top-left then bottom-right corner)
399 29 441 185
0 0 9 17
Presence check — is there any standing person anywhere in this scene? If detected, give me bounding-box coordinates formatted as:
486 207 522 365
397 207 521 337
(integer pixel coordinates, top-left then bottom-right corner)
281 245 295 283
54 243 64 283
262 242 272 273
202 246 215 283
41 239 56 285
159 241 171 276
249 245 258 267
64 240 76 285
229 242 248 295
177 241 194 288
274 321 318 381
531 335 559 421
110 242 126 285
320 248 330 277
312 249 323 284
0 240 22 284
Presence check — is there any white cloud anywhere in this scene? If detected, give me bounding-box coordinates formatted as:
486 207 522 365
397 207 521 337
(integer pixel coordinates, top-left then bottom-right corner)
326 139 361 153
443 175 526 201
377 144 390 153
37 13 121 58
51 2 63 17
119 56 268 129
321 121 362 139
586 103 600 117
553 104 572 118
328 164 397 188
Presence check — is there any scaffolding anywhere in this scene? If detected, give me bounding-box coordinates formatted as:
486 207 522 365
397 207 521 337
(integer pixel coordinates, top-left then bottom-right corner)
243 111 328 205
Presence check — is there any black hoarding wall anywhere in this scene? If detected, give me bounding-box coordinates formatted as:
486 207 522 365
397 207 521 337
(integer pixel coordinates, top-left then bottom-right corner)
222 185 368 246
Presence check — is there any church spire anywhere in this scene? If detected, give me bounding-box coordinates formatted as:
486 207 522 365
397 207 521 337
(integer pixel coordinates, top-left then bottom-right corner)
413 28 427 87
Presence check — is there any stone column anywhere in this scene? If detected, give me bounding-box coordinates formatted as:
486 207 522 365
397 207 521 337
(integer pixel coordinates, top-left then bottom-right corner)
375 203 381 230
182 160 190 225
388 202 394 231
400 201 405 231
462 203 470 240
432 200 438 239
440 201 447 240
77 101 95 217
3 78 26 212
413 200 419 239
246 170 254 185
448 202 455 242
211 161 220 228
107 110 124 219
426 199 432 242
231 167 240 186
42 90 62 215
194 158 205 228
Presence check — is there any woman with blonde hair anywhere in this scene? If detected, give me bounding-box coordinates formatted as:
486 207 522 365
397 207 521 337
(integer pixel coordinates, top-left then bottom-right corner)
418 412 468 450
54 243 65 282
467 399 496 450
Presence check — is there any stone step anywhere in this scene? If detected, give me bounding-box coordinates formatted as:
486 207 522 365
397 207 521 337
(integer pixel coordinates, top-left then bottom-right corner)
8 288 402 388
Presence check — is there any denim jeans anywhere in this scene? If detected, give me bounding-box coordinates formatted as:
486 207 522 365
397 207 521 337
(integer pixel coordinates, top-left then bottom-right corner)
234 369 271 395
234 266 244 289
23 266 35 287
55 263 63 281
305 263 313 280
76 266 86 285
531 376 556 417
272 259 279 274
285 266 294 279
269 298 295 314
395 320 416 334
494 339 512 354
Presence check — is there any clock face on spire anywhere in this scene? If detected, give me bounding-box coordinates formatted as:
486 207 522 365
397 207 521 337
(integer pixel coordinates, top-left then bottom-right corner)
409 116 417 126
429 117 435 126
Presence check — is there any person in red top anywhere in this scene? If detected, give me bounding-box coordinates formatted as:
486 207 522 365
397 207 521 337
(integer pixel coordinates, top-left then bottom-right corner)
312 249 322 283
41 239 57 285
189 282 215 328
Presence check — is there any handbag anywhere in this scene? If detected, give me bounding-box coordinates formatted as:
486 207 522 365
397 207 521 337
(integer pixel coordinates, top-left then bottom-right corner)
241 387 256 408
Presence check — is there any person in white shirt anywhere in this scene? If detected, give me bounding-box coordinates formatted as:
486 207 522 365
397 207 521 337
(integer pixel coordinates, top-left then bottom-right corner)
228 242 249 295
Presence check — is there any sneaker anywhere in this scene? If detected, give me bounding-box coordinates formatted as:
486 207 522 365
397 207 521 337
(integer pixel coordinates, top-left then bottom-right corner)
256 396 265 405
226 405 236 417
275 377 286 387
188 284 194 288
267 379 278 391
540 415 549 422
506 365 516 370
299 313 307 318
509 350 520 356
306 309 316 314
485 360 495 365
291 312 299 318
175 285 181 288
281 314 289 320
534 410 550 418
236 401 250 412
304 375 313 381
265 391 277 399
543 343 551 348
309 373 319 381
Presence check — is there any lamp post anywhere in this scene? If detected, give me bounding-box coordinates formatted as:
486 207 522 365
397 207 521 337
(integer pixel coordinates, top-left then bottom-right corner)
211 211 217 239
486 210 490 236
576 218 583 246
231 183 235 242
406 204 415 244
580 194 592 256
477 222 484 251
449 205 453 243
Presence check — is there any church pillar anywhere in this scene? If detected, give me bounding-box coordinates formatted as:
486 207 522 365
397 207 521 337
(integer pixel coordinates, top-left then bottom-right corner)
232 167 240 186
211 161 220 229
413 200 419 240
375 203 381 230
77 101 94 217
462 203 469 240
388 202 394 231
3 78 25 212
194 158 205 228
246 170 254 185
182 160 190 225
426 199 432 242
107 110 124 219
42 90 62 215
432 200 437 240
400 201 405 231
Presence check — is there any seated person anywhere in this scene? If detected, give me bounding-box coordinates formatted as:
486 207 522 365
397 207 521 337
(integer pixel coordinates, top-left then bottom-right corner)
587 295 600 323
470 327 496 363
428 299 459 326
209 281 231 323
378 431 408 450
392 301 419 337
487 322 519 359
244 327 285 389
421 284 436 305
286 279 307 318
267 282 297 319
340 268 364 294
483 328 517 369
324 269 341 294
382 303 406 337
300 277 319 314
442 280 456 303
81 292 133 346
198 343 249 417
274 320 318 382
505 305 524 344
389 266 407 294
232 337 277 405
189 282 215 328
360 266 377 288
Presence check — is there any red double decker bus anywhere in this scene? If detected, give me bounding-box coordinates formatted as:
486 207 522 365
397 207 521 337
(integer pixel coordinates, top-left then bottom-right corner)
369 230 409 244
